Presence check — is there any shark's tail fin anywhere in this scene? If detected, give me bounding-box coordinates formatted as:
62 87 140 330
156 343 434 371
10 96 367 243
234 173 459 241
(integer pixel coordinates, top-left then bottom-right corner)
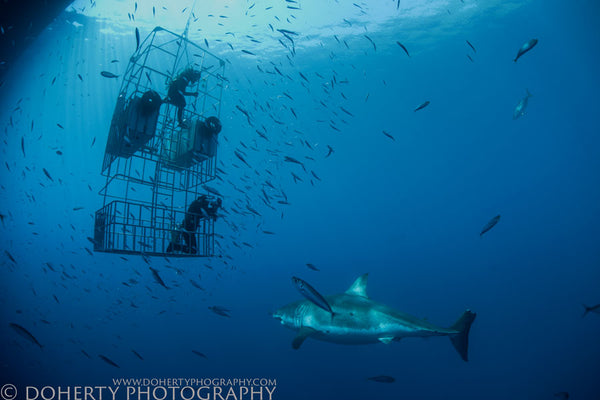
449 310 476 362
582 304 592 318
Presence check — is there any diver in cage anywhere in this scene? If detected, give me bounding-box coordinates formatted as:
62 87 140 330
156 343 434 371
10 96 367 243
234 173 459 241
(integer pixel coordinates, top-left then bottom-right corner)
167 195 222 254
165 66 202 128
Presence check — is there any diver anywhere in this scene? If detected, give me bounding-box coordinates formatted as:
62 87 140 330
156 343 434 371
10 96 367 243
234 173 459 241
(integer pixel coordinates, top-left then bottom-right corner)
167 195 222 254
165 67 202 127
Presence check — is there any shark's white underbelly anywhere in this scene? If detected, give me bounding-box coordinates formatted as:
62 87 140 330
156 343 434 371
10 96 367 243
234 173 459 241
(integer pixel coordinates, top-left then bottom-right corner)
310 322 428 345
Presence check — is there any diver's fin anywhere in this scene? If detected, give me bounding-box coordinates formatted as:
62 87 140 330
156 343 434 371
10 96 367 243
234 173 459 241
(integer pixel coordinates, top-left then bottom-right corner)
346 273 369 298
449 310 476 362
378 337 394 345
292 327 316 350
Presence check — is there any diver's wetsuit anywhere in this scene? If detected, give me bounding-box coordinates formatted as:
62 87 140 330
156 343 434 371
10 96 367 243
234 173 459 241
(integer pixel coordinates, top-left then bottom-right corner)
166 70 199 125
167 196 212 254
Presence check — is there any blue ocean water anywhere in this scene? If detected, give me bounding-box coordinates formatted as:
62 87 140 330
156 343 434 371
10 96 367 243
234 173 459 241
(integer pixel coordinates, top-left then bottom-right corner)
1 0 599 399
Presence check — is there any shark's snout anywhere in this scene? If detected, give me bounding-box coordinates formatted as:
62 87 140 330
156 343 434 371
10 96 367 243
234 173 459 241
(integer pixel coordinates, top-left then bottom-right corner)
272 307 294 326
271 309 283 321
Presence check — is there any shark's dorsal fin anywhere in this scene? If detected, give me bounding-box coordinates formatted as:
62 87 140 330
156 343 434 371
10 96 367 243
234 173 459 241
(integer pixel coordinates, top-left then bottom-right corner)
346 273 369 298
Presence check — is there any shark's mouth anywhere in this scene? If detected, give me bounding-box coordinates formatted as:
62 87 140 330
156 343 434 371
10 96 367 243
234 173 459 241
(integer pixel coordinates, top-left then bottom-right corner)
272 311 282 321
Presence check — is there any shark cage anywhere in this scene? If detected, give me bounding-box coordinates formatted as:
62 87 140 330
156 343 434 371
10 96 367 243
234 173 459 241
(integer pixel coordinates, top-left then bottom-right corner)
93 26 226 258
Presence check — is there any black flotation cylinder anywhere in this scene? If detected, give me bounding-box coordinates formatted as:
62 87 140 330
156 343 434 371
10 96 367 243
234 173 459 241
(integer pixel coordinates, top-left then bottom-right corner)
139 90 162 116
204 116 222 134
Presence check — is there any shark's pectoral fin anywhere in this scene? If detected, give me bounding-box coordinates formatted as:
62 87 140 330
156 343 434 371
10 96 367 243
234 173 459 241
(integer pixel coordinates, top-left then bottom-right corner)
292 327 316 350
378 337 395 345
291 335 305 350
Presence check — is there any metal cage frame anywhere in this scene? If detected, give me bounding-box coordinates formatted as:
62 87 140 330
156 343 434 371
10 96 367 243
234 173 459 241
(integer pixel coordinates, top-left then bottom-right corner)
94 26 225 258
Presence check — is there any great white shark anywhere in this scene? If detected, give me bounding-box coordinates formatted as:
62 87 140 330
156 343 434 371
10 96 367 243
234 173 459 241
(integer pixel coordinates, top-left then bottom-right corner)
273 274 476 361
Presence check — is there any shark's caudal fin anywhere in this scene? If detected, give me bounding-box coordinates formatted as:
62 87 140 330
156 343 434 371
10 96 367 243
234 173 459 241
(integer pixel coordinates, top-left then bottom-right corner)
582 304 592 318
449 310 476 362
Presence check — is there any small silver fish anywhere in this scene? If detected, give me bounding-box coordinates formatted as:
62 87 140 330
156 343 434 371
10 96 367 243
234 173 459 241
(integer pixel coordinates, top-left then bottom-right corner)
208 306 231 317
98 354 120 368
149 267 168 289
283 156 305 170
135 27 140 50
480 215 500 237
414 101 430 112
101 71 119 79
382 131 395 141
396 41 409 57
43 168 54 182
325 145 334 158
367 375 395 383
192 350 207 358
513 89 532 120
9 323 43 348
582 304 600 318
466 39 476 53
514 38 538 62
292 276 334 315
